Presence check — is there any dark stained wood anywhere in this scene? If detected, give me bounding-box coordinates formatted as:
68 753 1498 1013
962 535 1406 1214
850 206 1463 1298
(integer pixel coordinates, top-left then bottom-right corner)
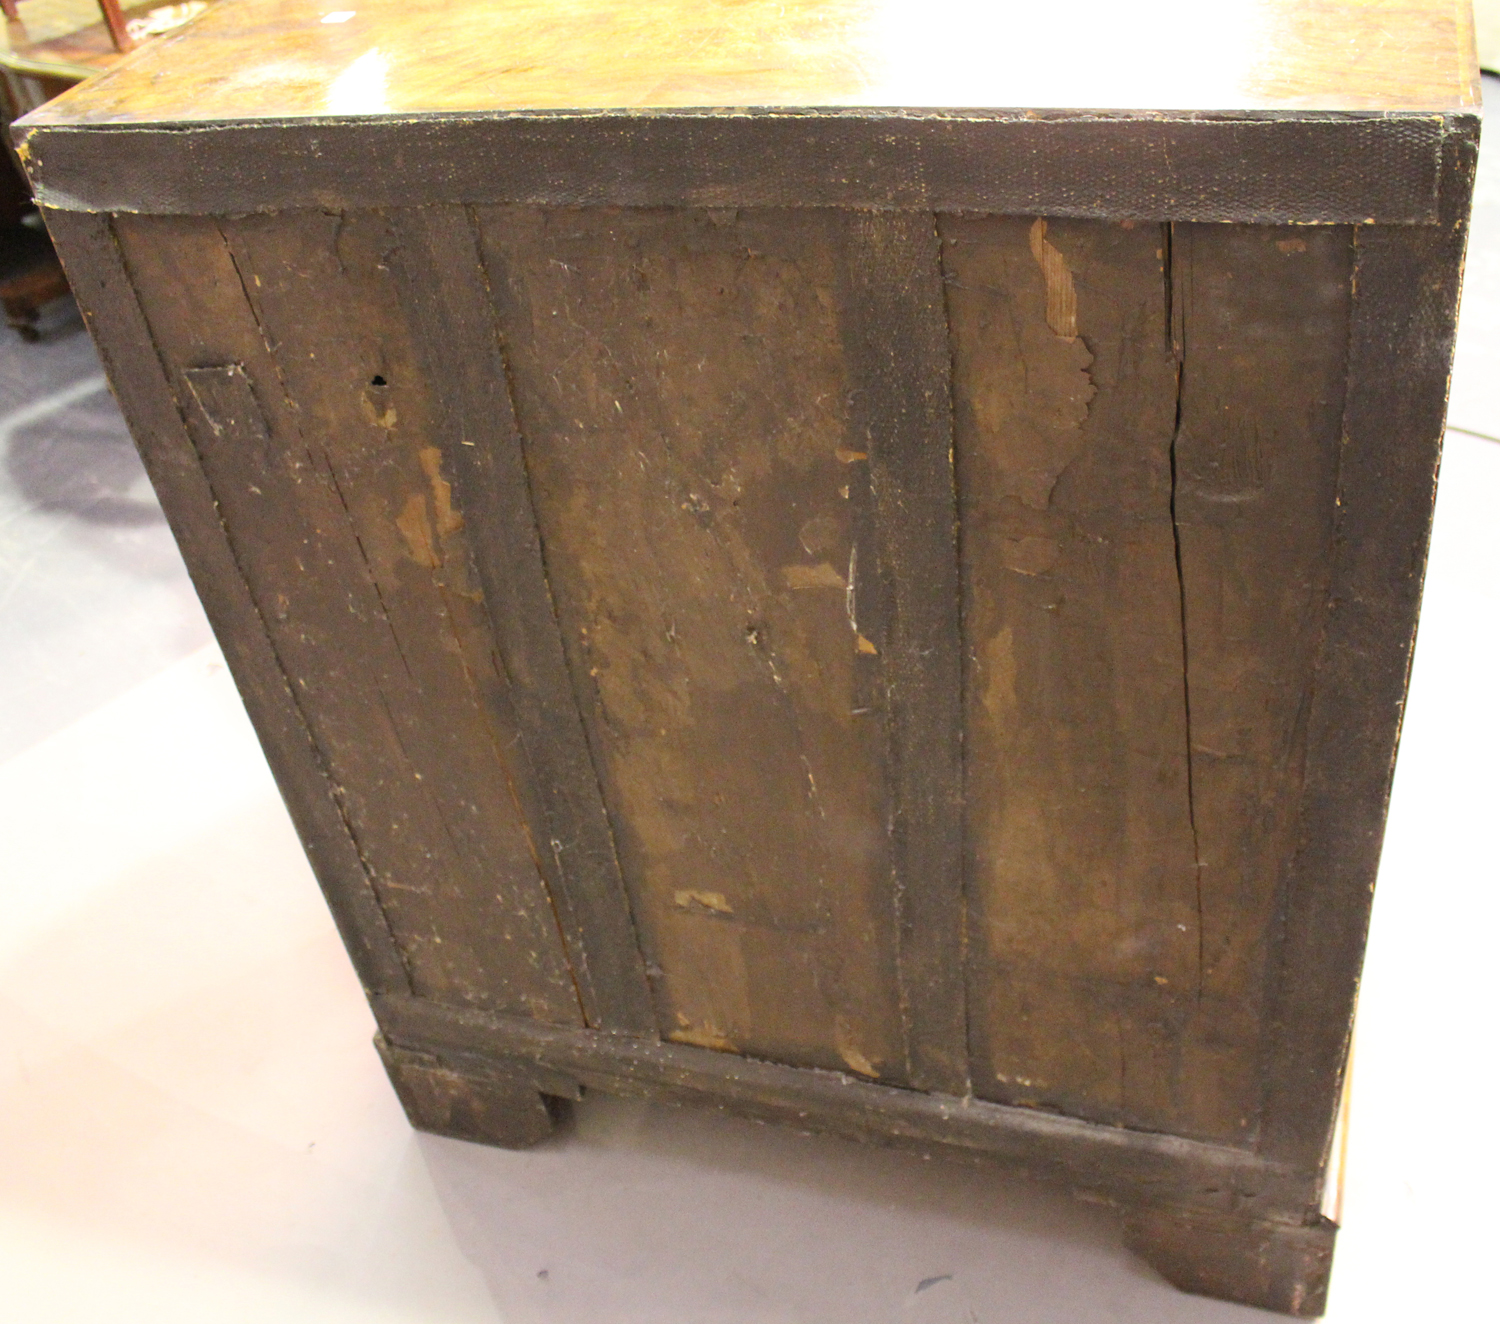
948 216 1213 1134
40 206 412 997
18 113 1454 225
373 992 1322 1219
382 203 656 1035
839 212 965 1096
475 206 908 1081
112 210 584 1024
375 1035 561 1148
1259 119 1480 1170
1169 222 1351 1149
950 217 1354 1146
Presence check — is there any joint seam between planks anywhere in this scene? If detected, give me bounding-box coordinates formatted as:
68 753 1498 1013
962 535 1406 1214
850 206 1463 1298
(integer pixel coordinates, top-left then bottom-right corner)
933 208 973 1097
391 203 656 1034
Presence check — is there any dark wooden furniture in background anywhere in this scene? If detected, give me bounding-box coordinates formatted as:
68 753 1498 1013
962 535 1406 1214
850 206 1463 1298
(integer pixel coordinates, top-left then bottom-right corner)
0 217 65 336
16 0 1479 1315
0 0 212 337
2 0 209 86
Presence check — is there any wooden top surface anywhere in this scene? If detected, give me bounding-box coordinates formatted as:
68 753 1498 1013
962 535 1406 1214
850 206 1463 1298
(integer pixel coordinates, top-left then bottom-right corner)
25 0 1481 127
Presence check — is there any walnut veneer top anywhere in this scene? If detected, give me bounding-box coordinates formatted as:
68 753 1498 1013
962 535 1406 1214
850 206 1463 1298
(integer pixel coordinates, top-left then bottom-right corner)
25 0 1481 127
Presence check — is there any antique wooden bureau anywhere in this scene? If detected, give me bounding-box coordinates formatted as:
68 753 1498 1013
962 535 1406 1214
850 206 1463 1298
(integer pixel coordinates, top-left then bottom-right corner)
17 0 1478 1314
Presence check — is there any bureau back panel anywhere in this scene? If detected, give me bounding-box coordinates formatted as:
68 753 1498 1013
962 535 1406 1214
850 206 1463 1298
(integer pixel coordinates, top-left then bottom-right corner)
108 205 1352 1143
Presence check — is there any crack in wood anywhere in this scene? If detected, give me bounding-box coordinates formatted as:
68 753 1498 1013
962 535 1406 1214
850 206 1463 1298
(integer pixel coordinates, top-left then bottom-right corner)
1166 223 1207 1006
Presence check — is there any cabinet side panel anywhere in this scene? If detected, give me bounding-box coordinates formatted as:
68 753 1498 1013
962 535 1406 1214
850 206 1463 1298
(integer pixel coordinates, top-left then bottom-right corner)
475 206 906 1081
950 216 1205 1131
1261 123 1477 1168
112 211 583 1026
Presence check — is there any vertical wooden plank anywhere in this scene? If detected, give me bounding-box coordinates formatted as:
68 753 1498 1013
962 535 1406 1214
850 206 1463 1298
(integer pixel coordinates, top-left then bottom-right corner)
41 207 410 997
839 213 967 1096
1259 119 1479 1169
1170 221 1351 1144
111 210 583 1025
948 217 1210 1133
474 205 908 1082
214 208 593 1028
381 203 656 1035
953 215 1355 1144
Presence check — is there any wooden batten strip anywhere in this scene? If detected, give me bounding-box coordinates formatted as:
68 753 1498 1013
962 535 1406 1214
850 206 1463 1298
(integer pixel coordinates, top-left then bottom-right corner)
840 212 967 1096
373 991 1321 1220
383 204 656 1036
20 111 1453 223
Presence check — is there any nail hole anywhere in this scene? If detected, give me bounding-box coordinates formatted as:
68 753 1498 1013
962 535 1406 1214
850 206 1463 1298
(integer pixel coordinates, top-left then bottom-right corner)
369 374 387 387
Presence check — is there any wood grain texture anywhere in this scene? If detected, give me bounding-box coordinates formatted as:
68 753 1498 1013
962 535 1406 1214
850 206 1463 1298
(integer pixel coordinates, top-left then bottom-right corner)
1259 120 1480 1170
41 207 412 998
20 0 1479 124
31 10 1476 1292
1170 222 1350 1150
948 216 1205 1134
381 204 655 1034
475 206 908 1081
112 210 584 1024
950 217 1351 1146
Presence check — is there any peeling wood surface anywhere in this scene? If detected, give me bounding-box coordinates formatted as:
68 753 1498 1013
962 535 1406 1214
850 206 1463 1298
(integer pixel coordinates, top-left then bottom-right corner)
948 216 1203 1134
112 211 584 1023
30 20 1476 1295
948 216 1348 1144
88 204 1377 1128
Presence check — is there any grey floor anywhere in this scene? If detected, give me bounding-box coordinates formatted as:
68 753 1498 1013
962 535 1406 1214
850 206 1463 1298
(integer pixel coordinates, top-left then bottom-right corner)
0 299 211 760
1 79 1497 1323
